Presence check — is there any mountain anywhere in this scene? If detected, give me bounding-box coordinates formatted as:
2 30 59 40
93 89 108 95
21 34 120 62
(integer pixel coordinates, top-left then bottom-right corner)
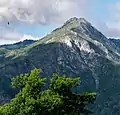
0 39 36 59
0 39 36 50
0 17 120 115
109 38 120 48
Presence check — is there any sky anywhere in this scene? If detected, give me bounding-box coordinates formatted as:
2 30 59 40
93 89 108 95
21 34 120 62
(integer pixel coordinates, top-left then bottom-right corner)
0 0 120 45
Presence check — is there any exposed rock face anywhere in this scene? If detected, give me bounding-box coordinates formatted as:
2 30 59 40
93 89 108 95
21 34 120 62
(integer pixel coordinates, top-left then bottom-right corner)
0 17 120 115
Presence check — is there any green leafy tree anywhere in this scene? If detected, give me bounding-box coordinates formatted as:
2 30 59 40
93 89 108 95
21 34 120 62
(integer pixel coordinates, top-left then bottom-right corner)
0 69 96 115
49 73 96 115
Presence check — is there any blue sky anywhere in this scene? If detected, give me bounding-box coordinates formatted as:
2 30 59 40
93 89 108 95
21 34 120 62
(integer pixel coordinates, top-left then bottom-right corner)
0 0 120 44
14 23 57 37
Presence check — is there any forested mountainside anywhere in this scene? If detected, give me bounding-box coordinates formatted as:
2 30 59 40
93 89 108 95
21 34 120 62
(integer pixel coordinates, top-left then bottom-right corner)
0 17 120 115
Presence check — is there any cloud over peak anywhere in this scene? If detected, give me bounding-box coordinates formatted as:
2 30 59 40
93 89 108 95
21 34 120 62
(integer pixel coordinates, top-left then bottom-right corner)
0 0 88 24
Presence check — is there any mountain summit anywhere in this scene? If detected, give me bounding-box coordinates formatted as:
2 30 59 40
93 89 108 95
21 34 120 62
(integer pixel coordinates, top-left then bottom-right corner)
0 17 120 115
63 17 90 26
43 17 120 62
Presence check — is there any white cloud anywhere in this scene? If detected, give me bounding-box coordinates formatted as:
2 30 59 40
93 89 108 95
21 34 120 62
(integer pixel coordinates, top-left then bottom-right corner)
21 34 40 41
0 34 40 45
101 2 120 37
95 21 120 38
0 28 40 45
0 0 89 24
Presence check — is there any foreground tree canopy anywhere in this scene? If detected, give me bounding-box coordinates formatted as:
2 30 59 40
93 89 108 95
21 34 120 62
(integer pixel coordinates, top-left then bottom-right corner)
0 69 96 115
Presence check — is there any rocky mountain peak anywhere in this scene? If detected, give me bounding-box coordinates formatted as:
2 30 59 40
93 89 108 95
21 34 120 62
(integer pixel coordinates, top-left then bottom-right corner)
63 17 90 26
48 17 120 63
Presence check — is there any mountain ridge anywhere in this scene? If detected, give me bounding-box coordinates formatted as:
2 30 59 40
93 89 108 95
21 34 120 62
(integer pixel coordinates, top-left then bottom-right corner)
0 17 120 115
0 39 36 50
